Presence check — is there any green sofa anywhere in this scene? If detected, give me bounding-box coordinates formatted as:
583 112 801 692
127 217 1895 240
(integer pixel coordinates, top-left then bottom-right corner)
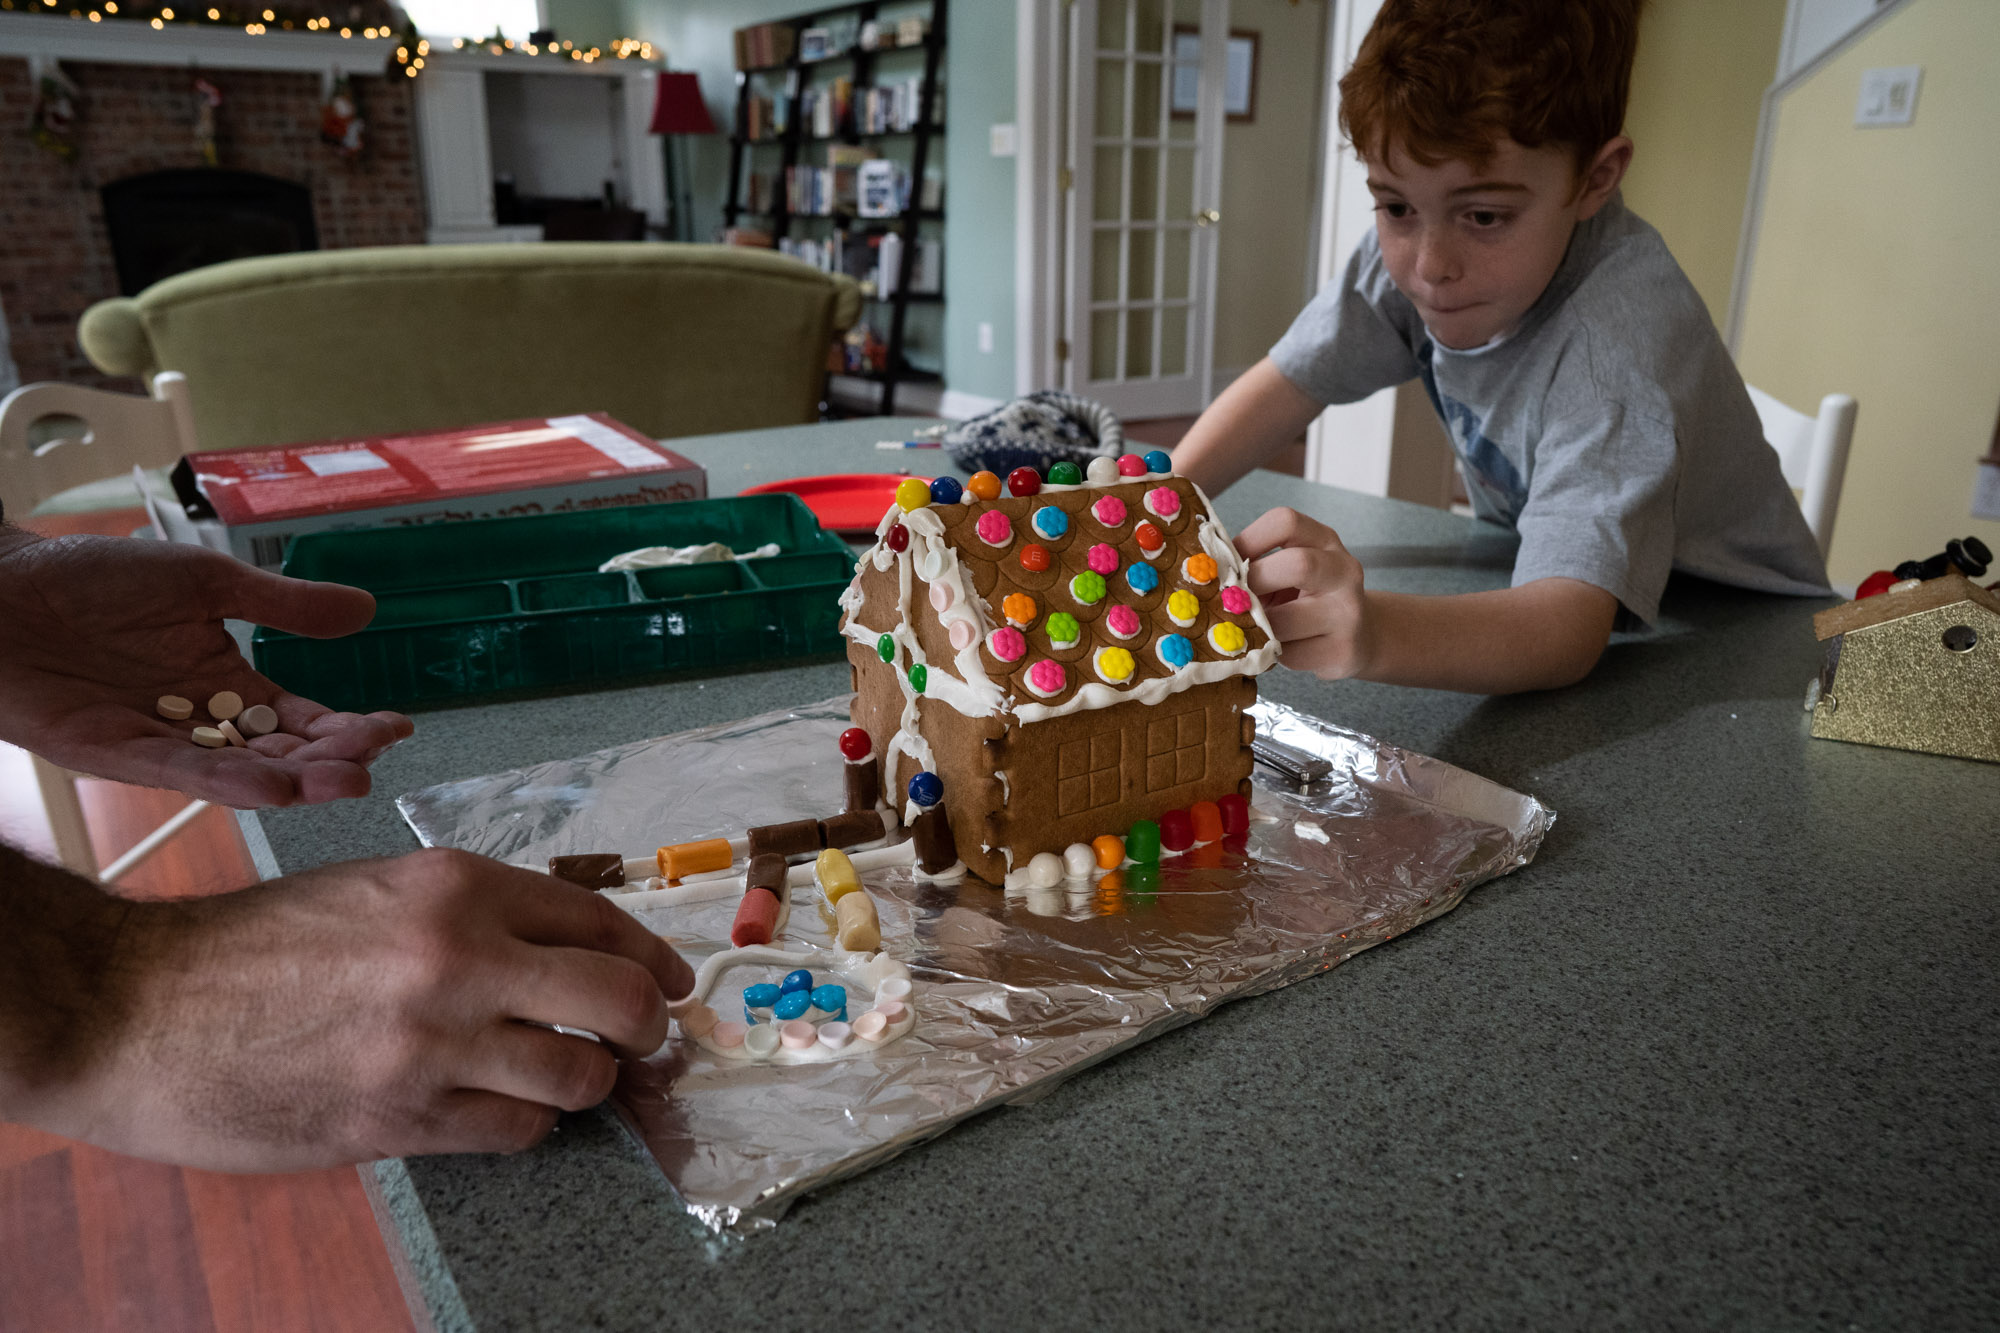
79 243 862 454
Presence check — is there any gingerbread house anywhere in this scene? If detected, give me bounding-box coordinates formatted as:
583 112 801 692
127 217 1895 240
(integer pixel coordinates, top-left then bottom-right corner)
840 457 1280 883
1809 570 2000 763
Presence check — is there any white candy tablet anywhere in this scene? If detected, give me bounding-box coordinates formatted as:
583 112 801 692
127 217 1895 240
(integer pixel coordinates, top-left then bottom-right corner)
207 690 244 722
238 704 278 736
217 719 247 748
191 727 227 748
156 695 194 721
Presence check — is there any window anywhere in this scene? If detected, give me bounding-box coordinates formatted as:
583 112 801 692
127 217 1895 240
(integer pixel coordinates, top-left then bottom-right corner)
1145 708 1206 793
1056 730 1123 816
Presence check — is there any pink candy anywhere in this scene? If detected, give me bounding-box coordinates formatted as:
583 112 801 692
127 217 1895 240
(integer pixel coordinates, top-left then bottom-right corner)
988 627 1027 662
976 510 1013 546
949 620 977 651
1116 453 1148 477
1092 495 1128 526
1146 486 1182 518
1027 659 1066 695
1086 542 1120 574
1220 585 1251 615
1105 604 1141 638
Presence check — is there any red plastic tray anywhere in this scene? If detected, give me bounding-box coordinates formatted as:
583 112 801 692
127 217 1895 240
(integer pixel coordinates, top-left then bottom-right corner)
738 473 914 535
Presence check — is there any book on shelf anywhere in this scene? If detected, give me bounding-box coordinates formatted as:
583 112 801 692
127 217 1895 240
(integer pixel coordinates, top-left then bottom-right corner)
733 21 796 70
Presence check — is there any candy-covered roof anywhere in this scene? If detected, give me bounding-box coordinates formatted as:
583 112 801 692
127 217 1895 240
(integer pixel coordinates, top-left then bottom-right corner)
839 454 1279 725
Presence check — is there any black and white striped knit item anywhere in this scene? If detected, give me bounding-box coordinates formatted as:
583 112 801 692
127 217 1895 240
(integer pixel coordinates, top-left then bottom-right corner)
924 390 1125 478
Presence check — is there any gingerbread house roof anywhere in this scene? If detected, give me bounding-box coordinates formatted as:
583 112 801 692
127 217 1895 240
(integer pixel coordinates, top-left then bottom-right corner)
839 464 1279 726
1813 572 2000 641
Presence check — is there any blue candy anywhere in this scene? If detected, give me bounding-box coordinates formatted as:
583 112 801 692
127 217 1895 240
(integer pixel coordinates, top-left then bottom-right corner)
1159 634 1194 669
742 983 781 1009
929 476 964 505
774 990 812 1021
1127 563 1160 594
1031 506 1069 539
780 969 814 994
908 771 944 808
810 984 847 1014
1143 449 1173 475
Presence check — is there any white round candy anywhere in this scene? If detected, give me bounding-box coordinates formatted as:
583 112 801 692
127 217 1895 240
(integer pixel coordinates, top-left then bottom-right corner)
743 1024 780 1057
1027 851 1065 888
1063 843 1097 880
1086 456 1120 485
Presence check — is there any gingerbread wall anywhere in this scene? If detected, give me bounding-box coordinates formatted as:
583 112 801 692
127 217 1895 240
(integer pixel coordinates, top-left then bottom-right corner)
0 57 424 387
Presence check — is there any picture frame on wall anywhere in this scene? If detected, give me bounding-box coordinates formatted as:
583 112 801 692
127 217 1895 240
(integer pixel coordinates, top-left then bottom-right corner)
1170 28 1259 122
799 26 833 61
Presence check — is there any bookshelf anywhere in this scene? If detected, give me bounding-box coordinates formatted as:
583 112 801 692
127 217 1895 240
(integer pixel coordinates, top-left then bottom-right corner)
723 0 947 416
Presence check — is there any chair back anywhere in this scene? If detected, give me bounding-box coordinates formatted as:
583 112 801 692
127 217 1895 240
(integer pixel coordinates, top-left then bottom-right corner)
0 372 194 518
1746 384 1856 561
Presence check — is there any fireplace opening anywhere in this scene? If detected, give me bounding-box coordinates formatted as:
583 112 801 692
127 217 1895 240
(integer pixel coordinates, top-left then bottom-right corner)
100 169 318 295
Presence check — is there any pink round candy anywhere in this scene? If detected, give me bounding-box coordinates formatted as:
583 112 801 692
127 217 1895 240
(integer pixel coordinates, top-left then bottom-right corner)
1027 659 1066 695
853 1011 890 1041
929 580 955 611
1106 604 1141 638
988 627 1027 662
1220 585 1251 615
780 1019 817 1050
1146 486 1182 518
1092 495 1128 527
711 1021 748 1049
873 1000 909 1024
976 510 1013 546
1116 453 1147 477
949 619 977 651
1086 542 1120 575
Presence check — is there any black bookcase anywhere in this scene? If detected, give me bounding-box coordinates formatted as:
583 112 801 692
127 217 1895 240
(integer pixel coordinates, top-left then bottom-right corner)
723 0 947 416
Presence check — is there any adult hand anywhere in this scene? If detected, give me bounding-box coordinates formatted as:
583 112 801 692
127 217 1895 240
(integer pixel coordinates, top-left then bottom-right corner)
0 528 412 807
6 847 695 1172
1235 507 1376 679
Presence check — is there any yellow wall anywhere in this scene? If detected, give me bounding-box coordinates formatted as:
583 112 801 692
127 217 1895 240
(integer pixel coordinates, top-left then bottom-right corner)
1211 0 1327 375
1736 0 2000 588
1621 0 1786 324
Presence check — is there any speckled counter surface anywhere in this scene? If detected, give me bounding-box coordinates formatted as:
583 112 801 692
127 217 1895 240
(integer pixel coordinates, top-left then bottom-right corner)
251 419 2000 1332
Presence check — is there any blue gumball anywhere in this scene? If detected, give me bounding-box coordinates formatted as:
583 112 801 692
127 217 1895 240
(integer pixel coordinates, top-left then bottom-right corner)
1143 449 1172 475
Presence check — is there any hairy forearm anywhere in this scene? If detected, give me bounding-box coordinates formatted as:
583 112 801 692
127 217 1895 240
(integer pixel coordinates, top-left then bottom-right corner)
1172 358 1325 496
1355 580 1617 693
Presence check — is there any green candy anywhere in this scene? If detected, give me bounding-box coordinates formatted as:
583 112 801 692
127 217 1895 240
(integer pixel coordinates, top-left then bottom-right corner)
909 663 927 693
1126 819 1161 864
1070 571 1107 604
876 633 895 663
1047 461 1083 486
1046 611 1081 645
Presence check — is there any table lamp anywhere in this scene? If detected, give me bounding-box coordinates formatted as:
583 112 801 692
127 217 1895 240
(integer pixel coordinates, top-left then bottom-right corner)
649 71 718 243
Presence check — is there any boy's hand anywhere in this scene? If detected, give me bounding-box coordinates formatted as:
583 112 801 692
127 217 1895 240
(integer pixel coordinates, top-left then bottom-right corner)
1235 507 1376 678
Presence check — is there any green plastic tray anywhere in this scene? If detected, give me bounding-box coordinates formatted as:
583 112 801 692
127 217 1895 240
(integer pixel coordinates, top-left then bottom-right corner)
253 494 856 711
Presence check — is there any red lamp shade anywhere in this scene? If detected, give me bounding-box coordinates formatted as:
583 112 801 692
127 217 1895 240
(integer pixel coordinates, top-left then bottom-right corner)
649 71 717 136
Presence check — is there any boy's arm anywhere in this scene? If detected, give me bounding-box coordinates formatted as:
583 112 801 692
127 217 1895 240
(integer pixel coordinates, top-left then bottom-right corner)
1170 358 1325 496
1238 507 1618 693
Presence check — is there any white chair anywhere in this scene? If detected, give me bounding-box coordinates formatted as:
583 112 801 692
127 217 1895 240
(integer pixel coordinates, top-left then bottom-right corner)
1746 385 1856 561
0 373 209 881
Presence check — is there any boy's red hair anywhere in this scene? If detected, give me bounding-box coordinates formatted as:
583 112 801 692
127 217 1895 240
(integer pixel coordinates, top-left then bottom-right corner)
1338 0 1643 175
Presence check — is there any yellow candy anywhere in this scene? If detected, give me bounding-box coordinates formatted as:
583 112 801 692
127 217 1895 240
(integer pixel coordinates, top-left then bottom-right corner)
815 847 860 902
1167 590 1200 622
895 477 932 512
1097 646 1136 681
1211 622 1248 654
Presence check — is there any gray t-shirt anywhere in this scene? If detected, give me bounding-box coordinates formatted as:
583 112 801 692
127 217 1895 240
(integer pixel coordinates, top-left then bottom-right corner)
1270 193 1829 624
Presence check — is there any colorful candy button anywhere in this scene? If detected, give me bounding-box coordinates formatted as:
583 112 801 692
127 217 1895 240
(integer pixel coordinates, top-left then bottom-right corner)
1159 809 1195 852
1021 543 1052 573
1092 834 1125 869
1145 486 1182 519
950 619 977 651
929 580 955 611
1190 800 1225 843
818 1021 854 1051
876 633 896 663
895 477 932 511
1086 456 1120 484
909 771 943 808
1220 585 1252 615
780 1019 818 1050
1127 563 1160 595
1026 659 1067 697
1092 495 1128 527
1032 506 1069 539
1116 453 1148 477
1183 553 1219 584
1008 466 1042 497
1126 819 1161 863
1166 590 1200 626
1105 604 1142 639
929 476 963 505
838 727 872 760
1209 622 1247 655
1046 611 1081 646
712 1020 748 1049
1095 646 1136 684
1003 592 1038 626
908 662 927 693
1157 634 1194 670
853 1011 890 1042
1134 521 1165 554
976 510 1014 548
1143 449 1172 474
967 470 1002 501
918 548 947 581
1217 793 1250 836
988 627 1027 662
1070 571 1107 605
1048 460 1083 486
1087 542 1120 575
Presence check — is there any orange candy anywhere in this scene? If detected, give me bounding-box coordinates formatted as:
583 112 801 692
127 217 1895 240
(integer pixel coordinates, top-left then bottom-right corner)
966 470 1003 501
1134 521 1164 552
1002 592 1038 625
1183 553 1219 584
1092 834 1125 869
1189 800 1224 843
1020 543 1052 572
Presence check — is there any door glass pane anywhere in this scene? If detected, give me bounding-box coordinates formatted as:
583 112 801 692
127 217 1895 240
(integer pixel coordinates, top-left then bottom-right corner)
1166 145 1195 224
1093 229 1123 303
1093 147 1125 222
1128 228 1157 301
1129 146 1160 222
1094 58 1126 138
1132 60 1162 140
1170 0 1200 25
1164 227 1191 300
1097 0 1128 52
1134 0 1166 53
1092 310 1121 381
1127 308 1155 379
1160 305 1188 377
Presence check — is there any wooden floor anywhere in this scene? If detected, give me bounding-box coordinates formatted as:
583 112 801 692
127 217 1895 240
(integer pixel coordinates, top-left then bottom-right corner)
0 510 416 1333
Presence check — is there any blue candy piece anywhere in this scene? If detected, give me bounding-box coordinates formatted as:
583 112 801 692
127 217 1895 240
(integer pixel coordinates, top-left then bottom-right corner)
780 969 814 995
1127 563 1160 594
810 984 847 1014
1143 449 1173 475
908 770 944 808
1159 634 1194 669
929 476 964 505
1031 506 1069 539
742 983 781 1009
773 990 812 1021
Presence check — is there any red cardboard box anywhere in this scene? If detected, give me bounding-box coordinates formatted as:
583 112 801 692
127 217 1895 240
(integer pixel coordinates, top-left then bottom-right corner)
158 413 707 569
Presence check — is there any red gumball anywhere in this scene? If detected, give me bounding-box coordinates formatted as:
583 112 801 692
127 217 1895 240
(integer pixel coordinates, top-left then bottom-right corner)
1855 570 1897 599
1216 793 1250 837
1007 466 1042 497
1158 808 1195 852
838 727 873 761
885 523 910 552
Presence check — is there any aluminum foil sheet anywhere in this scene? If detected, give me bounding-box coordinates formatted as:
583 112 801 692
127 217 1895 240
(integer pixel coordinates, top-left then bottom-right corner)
397 696 1553 1235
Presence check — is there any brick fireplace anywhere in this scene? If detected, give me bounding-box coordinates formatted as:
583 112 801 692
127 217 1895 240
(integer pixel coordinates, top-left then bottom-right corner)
0 57 424 387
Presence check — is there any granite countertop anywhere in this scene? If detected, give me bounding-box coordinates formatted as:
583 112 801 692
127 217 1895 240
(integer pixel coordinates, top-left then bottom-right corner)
249 418 2000 1332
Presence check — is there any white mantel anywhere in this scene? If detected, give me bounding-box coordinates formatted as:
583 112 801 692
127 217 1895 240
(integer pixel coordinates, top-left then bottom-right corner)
0 8 391 90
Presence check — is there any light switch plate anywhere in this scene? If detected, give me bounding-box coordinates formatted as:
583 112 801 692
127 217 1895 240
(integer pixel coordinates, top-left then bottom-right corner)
1856 65 1921 126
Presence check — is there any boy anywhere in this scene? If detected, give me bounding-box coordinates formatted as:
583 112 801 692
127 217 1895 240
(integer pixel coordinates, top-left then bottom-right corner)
1173 0 1829 694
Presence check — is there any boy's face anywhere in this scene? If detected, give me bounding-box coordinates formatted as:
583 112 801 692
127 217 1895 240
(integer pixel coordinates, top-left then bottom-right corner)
1364 135 1632 350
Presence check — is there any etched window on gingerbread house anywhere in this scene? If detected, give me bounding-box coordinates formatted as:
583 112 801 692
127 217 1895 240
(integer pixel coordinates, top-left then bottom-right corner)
1057 730 1123 815
1145 708 1207 793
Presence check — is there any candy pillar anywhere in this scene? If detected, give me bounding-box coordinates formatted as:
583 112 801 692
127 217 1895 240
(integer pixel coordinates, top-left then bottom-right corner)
839 726 881 813
908 771 957 874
